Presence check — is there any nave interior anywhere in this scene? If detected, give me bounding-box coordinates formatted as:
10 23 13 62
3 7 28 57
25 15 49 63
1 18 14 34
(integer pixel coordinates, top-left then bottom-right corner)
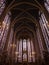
0 0 49 65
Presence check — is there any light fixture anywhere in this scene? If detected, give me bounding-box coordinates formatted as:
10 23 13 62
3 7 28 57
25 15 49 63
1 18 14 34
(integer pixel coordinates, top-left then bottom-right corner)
10 44 16 48
2 21 6 29
15 52 21 58
32 52 36 55
15 51 19 55
29 52 36 58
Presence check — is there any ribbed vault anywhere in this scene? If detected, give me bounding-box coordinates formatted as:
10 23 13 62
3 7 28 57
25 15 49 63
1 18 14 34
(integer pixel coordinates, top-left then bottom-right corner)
1 0 49 24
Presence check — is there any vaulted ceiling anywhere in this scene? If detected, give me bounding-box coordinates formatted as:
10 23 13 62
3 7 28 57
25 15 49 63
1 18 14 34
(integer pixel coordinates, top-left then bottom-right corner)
6 0 45 38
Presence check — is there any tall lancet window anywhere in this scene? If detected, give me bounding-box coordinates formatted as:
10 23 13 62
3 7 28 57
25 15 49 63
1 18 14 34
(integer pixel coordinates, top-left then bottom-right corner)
44 0 49 13
23 39 26 51
15 38 36 62
23 39 27 62
27 39 32 62
39 11 49 52
18 39 22 62
0 12 11 50
0 0 6 15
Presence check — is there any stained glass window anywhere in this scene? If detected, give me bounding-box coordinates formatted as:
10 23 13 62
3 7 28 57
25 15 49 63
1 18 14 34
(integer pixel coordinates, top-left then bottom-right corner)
39 12 49 52
15 38 36 62
44 0 49 13
18 39 22 62
23 39 26 51
0 12 11 50
0 0 6 15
